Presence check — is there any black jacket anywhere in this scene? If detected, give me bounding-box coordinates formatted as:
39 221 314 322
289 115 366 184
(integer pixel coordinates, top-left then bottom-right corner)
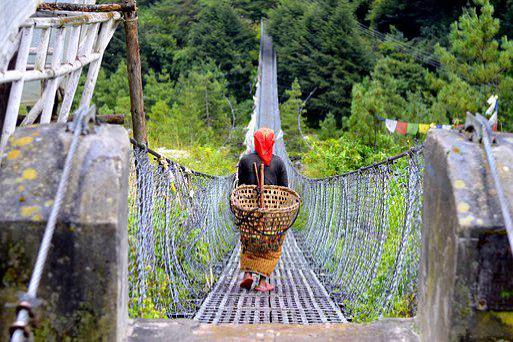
237 153 288 187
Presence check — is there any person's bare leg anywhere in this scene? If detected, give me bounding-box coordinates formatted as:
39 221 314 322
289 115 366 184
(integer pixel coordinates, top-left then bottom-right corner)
240 272 253 289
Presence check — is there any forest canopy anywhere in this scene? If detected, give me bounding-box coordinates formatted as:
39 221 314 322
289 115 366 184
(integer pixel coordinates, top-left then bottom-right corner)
97 0 512 176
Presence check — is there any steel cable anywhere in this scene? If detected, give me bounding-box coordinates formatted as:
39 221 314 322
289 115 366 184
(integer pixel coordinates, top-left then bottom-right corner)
11 106 94 341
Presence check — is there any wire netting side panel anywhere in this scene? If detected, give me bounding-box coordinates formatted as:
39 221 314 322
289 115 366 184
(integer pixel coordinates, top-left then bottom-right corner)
294 149 424 321
128 146 237 318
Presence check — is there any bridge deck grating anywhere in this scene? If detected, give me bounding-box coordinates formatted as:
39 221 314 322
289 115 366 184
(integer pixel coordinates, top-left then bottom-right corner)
194 232 346 324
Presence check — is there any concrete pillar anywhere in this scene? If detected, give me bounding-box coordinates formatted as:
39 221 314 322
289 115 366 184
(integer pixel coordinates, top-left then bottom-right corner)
0 123 130 340
418 129 513 341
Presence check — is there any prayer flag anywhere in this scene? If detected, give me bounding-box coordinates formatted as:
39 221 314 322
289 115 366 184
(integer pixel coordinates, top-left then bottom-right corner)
406 123 419 135
395 121 408 135
486 95 498 115
442 125 452 130
436 124 442 129
385 119 398 133
489 112 498 131
487 95 498 105
419 124 430 134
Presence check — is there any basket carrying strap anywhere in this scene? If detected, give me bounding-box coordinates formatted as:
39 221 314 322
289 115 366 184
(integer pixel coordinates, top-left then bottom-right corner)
253 162 265 208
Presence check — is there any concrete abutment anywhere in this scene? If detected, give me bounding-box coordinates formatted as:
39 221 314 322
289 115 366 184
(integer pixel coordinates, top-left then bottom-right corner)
0 123 130 341
418 129 513 340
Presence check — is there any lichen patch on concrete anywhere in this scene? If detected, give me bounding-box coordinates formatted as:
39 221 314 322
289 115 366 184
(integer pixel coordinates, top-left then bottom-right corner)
12 136 33 147
20 205 40 218
457 202 470 213
7 149 20 160
454 180 466 189
21 168 38 180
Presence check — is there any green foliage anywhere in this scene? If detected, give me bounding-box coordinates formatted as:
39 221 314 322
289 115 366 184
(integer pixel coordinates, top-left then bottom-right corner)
302 134 404 178
346 40 437 145
369 0 467 37
93 61 131 115
279 78 306 154
176 146 237 175
178 1 258 100
434 0 513 129
268 0 375 125
148 64 233 148
318 113 340 140
229 0 278 22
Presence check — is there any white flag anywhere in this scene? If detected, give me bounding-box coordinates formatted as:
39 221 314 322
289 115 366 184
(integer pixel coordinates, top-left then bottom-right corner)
275 129 284 141
385 119 397 133
486 95 498 116
489 112 497 126
442 125 452 130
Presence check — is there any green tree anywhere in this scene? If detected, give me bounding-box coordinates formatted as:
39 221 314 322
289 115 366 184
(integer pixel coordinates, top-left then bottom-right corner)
434 0 513 129
279 79 306 153
368 0 466 39
178 2 258 101
229 0 278 22
269 0 375 125
93 61 130 115
318 113 340 140
347 38 437 146
147 64 233 148
139 0 201 74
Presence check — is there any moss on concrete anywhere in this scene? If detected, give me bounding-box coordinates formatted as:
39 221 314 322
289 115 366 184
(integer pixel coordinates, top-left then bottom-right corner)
33 301 113 341
471 311 513 339
0 241 31 341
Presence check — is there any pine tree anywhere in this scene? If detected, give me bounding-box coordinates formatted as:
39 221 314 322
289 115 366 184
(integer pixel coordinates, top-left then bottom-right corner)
93 61 130 115
269 0 374 125
318 113 340 140
279 79 306 153
434 0 513 129
229 0 278 22
347 37 438 146
146 64 233 148
181 2 258 101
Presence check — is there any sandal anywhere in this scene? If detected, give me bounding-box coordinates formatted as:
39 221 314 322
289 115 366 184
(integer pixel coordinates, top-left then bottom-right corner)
240 276 254 290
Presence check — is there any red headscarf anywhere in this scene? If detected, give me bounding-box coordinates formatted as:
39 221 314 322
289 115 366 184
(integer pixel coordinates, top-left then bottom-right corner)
254 127 275 166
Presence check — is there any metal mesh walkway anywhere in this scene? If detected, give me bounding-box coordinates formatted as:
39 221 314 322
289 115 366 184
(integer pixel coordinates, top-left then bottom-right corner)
194 232 346 324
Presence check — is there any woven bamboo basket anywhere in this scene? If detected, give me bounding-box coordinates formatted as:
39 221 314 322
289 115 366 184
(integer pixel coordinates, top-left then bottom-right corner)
230 184 301 254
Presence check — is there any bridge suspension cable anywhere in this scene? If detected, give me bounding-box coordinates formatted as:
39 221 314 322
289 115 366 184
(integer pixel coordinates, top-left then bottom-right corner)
353 21 441 68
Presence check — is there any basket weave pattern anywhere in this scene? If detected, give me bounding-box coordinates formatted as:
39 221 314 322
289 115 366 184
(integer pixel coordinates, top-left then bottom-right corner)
230 185 301 254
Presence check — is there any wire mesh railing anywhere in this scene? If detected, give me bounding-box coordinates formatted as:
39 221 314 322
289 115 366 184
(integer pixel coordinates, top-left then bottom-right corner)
128 145 236 318
287 147 423 321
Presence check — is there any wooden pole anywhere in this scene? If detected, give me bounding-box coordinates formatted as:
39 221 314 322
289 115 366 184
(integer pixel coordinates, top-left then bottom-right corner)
123 0 147 144
38 3 135 13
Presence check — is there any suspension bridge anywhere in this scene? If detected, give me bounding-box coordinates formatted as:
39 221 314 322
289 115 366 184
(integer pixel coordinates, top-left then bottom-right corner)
0 3 512 342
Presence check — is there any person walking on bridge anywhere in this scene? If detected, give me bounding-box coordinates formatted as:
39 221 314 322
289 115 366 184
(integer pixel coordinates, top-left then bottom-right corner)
237 127 288 292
